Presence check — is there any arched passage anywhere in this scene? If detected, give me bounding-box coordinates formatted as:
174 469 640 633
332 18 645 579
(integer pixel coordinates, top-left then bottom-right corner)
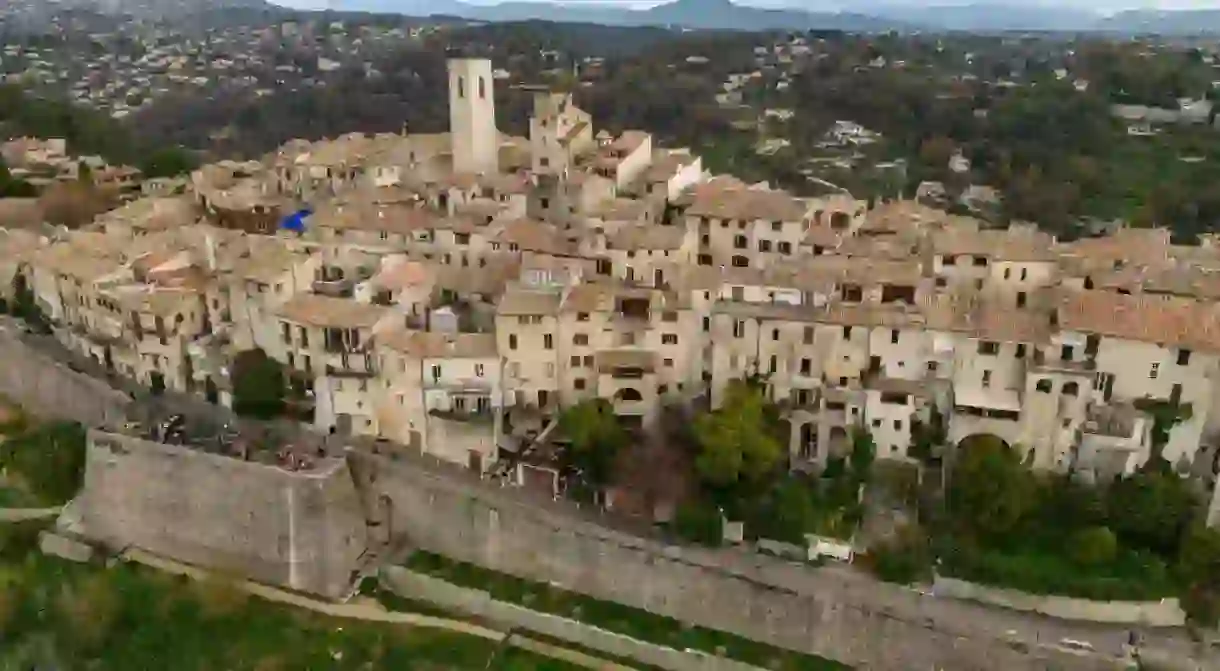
615 388 643 402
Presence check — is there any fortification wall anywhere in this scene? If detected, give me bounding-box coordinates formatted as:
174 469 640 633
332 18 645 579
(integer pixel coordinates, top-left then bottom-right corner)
351 452 1135 671
933 576 1186 626
0 327 129 425
79 430 369 599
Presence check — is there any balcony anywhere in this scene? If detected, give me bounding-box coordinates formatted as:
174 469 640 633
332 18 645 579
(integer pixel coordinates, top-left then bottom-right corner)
325 351 376 377
312 277 356 298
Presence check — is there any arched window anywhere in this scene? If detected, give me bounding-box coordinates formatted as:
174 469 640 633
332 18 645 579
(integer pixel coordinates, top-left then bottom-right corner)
617 388 643 402
1062 381 1080 397
1036 379 1053 393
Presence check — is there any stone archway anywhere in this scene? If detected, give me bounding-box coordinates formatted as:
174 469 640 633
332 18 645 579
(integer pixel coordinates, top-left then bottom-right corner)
956 433 1011 452
615 388 643 402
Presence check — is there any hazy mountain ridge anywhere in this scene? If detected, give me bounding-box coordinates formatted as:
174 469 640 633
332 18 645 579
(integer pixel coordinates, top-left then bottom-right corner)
62 0 1220 34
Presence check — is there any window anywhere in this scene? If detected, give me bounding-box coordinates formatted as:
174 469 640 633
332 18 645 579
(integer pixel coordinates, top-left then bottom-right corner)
457 76 465 98
702 316 710 332
1150 363 1159 380
545 363 555 377
881 392 908 405
1016 291 1027 308
758 239 772 252
1178 349 1192 366
773 328 780 342
778 241 792 255
662 334 678 345
734 235 747 249
431 364 441 380
769 355 777 373
1062 381 1079 396
1020 268 1028 281
1003 267 1011 280
891 329 900 344
1015 344 1026 359
570 355 581 367
573 334 588 346
771 221 783 232
281 322 291 343
543 334 554 350
475 363 484 377
978 341 999 355
982 370 992 388
893 420 903 431
733 320 745 338
800 358 811 375
664 358 674 368
1061 345 1074 361
842 326 852 339
583 355 593 367
732 256 749 268
509 334 518 350
927 361 938 373
973 255 988 267
1036 379 1053 393
574 378 586 390
478 76 486 99
577 312 590 322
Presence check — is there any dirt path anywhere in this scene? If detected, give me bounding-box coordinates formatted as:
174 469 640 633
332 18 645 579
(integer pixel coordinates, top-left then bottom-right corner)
122 549 633 671
0 507 61 522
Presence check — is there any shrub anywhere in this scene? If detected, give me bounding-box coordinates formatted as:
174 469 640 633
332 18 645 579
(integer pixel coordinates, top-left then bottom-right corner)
673 500 723 547
1068 526 1119 567
870 524 933 585
0 422 87 505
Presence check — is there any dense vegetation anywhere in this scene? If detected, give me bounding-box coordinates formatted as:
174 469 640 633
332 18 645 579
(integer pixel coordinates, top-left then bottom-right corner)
0 84 196 178
864 421 1220 630
0 521 580 670
0 419 87 507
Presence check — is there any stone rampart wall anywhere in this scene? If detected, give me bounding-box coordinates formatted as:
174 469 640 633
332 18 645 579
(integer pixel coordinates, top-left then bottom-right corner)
79 430 369 599
352 452 1133 671
381 566 763 671
933 576 1186 627
0 327 129 425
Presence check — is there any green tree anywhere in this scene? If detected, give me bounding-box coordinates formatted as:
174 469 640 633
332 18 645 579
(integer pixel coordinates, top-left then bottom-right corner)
139 147 198 179
692 379 783 488
1176 524 1220 628
870 522 933 585
672 499 723 547
751 477 816 544
1106 467 1196 557
1067 526 1118 567
948 435 1036 539
849 427 876 483
230 349 287 420
558 399 627 487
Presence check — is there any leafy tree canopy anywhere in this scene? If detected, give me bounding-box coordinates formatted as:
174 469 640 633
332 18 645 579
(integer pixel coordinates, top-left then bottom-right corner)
558 398 627 487
948 435 1037 540
230 349 286 420
693 379 784 488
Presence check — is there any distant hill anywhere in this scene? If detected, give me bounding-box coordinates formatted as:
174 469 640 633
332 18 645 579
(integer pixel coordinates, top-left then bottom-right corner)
321 0 917 33
856 3 1101 32
1096 9 1220 35
310 0 1220 35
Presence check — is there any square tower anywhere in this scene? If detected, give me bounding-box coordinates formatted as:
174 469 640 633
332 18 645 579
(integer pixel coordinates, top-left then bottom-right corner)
448 58 499 175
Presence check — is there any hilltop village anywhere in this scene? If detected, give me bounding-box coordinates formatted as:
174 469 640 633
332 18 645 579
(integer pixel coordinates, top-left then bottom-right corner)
5 55 1220 511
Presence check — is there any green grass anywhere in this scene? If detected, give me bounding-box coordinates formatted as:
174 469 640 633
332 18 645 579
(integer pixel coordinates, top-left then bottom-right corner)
0 524 585 671
405 551 851 671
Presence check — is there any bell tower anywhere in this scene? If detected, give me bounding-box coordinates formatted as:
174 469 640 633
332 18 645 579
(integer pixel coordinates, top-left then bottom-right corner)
448 58 499 175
